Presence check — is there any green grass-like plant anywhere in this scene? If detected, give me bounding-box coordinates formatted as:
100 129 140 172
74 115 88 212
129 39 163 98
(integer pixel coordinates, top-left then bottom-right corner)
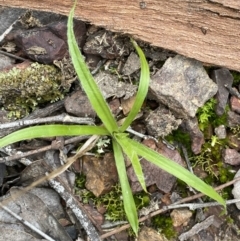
0 2 225 235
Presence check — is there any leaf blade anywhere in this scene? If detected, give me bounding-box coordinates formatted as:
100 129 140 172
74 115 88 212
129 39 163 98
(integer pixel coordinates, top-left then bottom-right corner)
0 125 109 148
120 138 225 206
119 40 150 131
112 139 139 234
67 3 118 133
115 133 147 192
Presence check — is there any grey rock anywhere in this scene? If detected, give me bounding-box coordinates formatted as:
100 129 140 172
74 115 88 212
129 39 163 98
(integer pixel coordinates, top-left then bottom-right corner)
122 52 140 75
145 106 182 137
94 71 137 99
223 148 240 166
227 111 240 127
211 68 233 115
83 30 131 59
181 117 205 154
64 90 95 118
149 55 218 118
0 53 14 70
214 125 227 139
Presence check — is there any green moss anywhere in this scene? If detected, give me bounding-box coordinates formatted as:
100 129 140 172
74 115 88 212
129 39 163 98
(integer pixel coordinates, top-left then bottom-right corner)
231 71 240 85
75 180 149 222
0 62 66 118
152 215 176 239
196 98 228 133
190 138 234 187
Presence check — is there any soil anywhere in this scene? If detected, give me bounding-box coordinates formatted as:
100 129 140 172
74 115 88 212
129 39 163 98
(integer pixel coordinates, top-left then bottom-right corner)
0 7 240 241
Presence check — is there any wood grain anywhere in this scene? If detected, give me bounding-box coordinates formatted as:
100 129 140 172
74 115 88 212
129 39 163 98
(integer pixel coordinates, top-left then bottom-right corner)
0 0 239 71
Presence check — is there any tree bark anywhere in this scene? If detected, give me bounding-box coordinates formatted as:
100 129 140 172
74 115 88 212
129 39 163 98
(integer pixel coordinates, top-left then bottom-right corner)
0 0 239 71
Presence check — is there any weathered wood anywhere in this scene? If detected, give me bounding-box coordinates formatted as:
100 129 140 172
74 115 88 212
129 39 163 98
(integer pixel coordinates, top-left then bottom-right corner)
0 0 239 71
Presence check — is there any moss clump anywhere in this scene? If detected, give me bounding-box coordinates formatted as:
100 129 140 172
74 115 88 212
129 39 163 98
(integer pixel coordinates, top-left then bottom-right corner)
152 215 176 239
190 138 234 187
196 98 228 133
0 62 65 118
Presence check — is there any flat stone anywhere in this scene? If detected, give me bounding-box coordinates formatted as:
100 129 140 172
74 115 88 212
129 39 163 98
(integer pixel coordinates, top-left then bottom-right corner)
149 55 218 118
64 90 95 118
145 106 182 137
122 52 140 75
230 96 240 114
211 68 233 115
138 226 169 241
82 153 118 197
170 209 192 227
222 148 240 166
94 71 136 99
15 28 67 64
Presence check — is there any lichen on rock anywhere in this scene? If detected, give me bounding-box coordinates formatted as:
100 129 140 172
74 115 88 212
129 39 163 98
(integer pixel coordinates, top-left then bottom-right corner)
0 62 65 118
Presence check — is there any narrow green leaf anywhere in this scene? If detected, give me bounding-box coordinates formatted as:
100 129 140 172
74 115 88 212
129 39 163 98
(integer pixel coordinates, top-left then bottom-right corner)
119 40 150 132
112 139 139 234
115 133 147 192
119 137 225 206
67 3 118 133
0 125 109 148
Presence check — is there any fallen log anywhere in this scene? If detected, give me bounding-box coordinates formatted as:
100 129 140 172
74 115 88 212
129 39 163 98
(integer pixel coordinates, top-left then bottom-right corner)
0 0 239 71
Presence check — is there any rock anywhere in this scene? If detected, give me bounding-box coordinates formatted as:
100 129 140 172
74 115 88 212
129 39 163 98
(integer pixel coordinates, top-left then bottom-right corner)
227 133 240 151
230 96 240 114
145 106 182 137
138 226 169 241
83 30 131 59
227 111 240 127
47 19 86 47
222 148 240 166
214 125 227 139
149 55 218 118
82 153 118 197
122 52 140 75
109 98 121 116
170 209 192 227
94 71 137 99
127 139 185 193
181 117 205 154
14 19 86 64
15 28 67 64
211 68 233 115
64 90 96 118
0 53 14 70
121 95 136 115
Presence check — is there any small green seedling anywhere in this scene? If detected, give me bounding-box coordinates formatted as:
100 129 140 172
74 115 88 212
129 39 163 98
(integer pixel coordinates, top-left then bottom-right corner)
0 1 225 235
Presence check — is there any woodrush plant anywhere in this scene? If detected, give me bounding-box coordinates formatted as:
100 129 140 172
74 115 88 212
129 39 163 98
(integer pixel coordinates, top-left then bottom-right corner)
0 2 225 235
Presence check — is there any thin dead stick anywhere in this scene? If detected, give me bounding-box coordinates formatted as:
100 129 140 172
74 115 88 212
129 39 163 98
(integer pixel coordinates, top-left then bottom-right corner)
100 176 240 239
0 135 90 163
48 177 101 241
0 50 27 61
0 114 94 130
